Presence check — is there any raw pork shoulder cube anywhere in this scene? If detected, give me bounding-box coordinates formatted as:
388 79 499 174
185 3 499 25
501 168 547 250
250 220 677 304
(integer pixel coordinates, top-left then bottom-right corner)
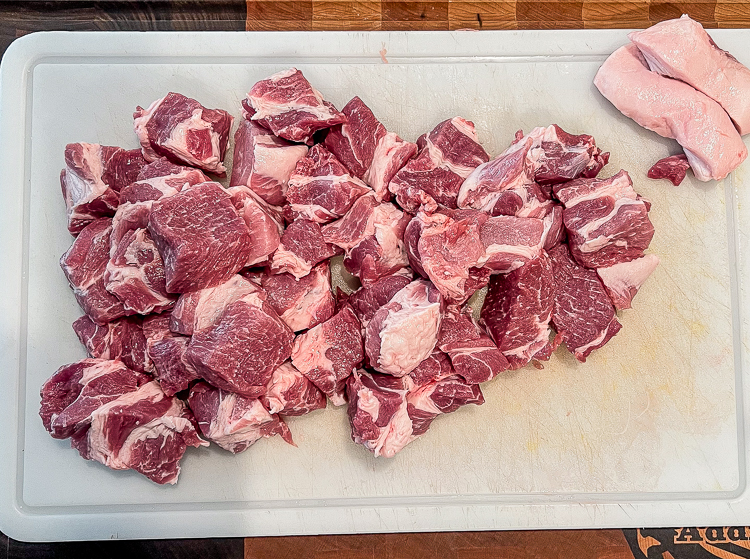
594 43 747 181
389 117 489 213
407 375 484 436
412 210 490 304
227 185 284 267
61 143 146 235
322 193 410 286
323 96 418 200
554 170 654 268
148 182 253 293
187 381 292 454
346 370 414 458
549 244 622 362
105 227 176 315
229 119 308 206
347 274 412 328
243 67 346 145
437 305 509 383
170 274 266 335
270 218 341 279
480 254 555 370
262 361 327 416
365 279 443 377
260 261 335 332
285 144 371 223
629 15 750 135
60 218 130 324
648 154 691 186
186 296 294 398
72 315 152 373
407 350 455 386
133 92 233 175
142 313 200 397
82 381 207 484
111 159 208 251
291 305 364 406
39 358 151 440
479 214 546 273
596 253 660 311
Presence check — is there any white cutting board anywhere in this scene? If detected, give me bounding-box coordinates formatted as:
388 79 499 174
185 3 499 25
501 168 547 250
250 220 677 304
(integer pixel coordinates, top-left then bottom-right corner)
1 30 749 542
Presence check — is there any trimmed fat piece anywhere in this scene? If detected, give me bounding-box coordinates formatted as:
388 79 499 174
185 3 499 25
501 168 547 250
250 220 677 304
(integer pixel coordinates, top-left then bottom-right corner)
365 279 443 377
243 68 346 145
291 305 364 406
629 15 750 135
594 43 747 181
596 253 660 310
389 118 489 213
134 92 233 175
61 143 146 235
229 119 308 206
549 243 622 362
285 144 371 224
187 381 292 454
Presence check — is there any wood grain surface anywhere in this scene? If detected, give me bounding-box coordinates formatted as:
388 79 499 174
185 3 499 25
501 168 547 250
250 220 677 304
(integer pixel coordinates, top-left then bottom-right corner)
246 0 750 31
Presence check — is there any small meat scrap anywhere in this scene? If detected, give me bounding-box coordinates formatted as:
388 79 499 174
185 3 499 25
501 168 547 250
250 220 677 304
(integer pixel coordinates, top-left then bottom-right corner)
82 381 207 484
596 253 660 310
60 218 130 324
105 227 176 315
227 185 284 267
262 361 327 416
549 243 622 362
261 261 335 332
142 313 199 397
170 274 266 335
40 358 151 440
524 124 609 185
188 381 293 454
407 375 484 436
185 287 293 398
230 120 308 206
286 144 371 223
647 154 691 186
61 143 146 235
437 305 509 384
346 370 414 458
322 193 410 285
629 15 750 135
413 210 489 304
243 68 346 145
594 43 747 181
291 305 364 406
72 315 152 373
554 170 654 269
148 182 253 293
365 279 443 377
480 254 555 370
323 96 417 200
133 92 233 175
347 274 412 328
111 159 208 251
389 117 489 213
407 350 455 386
271 218 342 279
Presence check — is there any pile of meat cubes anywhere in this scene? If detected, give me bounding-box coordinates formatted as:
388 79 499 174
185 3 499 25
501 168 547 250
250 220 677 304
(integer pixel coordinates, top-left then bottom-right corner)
40 68 658 484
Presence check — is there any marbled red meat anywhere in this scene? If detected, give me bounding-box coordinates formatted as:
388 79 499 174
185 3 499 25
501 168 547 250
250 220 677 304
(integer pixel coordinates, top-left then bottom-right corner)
648 154 691 186
261 362 327 416
270 218 341 279
72 315 152 373
261 262 335 332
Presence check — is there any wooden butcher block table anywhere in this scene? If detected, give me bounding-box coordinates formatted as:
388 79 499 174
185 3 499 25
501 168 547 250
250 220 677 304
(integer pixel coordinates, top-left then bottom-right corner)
2 2 750 558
